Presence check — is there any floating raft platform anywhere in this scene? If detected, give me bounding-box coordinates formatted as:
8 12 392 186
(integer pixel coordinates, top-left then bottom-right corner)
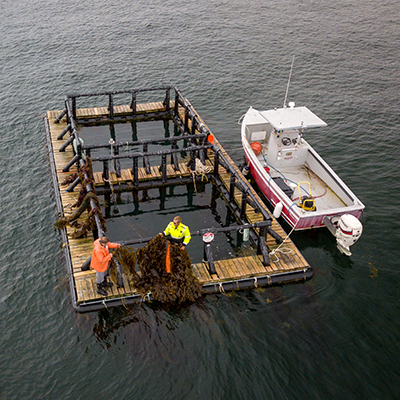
44 86 312 312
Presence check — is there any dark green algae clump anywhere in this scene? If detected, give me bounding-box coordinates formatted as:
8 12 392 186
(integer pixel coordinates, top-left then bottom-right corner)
110 235 202 304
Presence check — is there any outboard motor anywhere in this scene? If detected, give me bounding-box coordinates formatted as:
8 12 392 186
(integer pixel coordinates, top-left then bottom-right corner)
323 214 363 256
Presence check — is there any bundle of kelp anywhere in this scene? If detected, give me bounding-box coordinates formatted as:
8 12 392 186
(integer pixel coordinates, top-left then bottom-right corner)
60 173 78 186
126 235 202 304
55 192 106 238
109 245 138 287
55 158 106 238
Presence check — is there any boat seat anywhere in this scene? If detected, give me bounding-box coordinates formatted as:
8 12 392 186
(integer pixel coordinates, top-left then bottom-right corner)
272 177 294 198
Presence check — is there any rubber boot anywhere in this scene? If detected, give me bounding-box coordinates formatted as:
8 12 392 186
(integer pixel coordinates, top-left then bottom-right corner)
97 283 108 296
102 277 113 288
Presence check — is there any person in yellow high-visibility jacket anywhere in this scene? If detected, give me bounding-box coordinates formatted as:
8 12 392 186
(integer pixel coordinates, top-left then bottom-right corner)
159 215 191 250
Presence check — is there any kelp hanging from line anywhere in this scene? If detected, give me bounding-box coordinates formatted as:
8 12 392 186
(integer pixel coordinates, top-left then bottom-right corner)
55 192 105 237
106 236 202 304
109 246 138 285
55 157 106 238
55 192 107 238
61 173 78 185
75 157 94 209
132 235 202 304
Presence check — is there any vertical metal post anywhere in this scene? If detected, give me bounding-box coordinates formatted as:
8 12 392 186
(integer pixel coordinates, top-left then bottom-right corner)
199 135 206 165
184 108 189 134
257 226 270 266
131 121 138 141
76 136 83 159
229 174 235 202
191 116 196 136
131 92 137 116
240 191 247 220
103 160 109 187
203 242 215 275
114 146 121 177
132 156 139 186
214 151 220 177
108 94 114 119
159 187 166 210
171 143 179 171
174 89 179 117
104 193 111 218
186 183 194 207
189 151 196 171
72 97 77 121
109 139 116 174
143 143 151 174
165 88 170 112
110 123 116 141
161 154 167 183
164 120 170 138
210 185 218 212
132 189 139 214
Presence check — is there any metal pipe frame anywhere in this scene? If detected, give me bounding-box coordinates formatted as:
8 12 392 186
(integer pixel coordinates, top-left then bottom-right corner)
80 132 208 151
90 143 212 163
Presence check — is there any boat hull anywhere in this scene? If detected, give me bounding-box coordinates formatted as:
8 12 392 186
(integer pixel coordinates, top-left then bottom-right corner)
241 108 364 231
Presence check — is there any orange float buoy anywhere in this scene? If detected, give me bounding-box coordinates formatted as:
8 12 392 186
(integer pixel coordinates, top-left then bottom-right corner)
207 134 214 144
166 242 171 273
250 142 263 156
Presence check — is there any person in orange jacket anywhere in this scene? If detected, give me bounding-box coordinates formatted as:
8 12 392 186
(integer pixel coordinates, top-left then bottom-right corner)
91 237 120 296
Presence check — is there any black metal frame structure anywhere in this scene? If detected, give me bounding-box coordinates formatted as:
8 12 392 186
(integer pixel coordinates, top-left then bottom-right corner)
45 86 312 312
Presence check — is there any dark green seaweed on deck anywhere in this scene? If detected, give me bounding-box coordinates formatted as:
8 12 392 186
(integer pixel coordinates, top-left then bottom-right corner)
113 235 202 304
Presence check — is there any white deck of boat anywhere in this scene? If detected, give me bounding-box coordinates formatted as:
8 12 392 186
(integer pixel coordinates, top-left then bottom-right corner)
264 163 347 211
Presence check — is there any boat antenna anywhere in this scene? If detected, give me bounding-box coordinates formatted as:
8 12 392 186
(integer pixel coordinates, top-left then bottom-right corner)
283 55 295 108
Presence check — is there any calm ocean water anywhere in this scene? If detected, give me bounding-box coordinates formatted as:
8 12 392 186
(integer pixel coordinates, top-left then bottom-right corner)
1 0 400 398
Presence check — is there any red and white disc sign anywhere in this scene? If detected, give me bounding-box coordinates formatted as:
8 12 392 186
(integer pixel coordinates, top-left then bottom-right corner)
202 232 214 243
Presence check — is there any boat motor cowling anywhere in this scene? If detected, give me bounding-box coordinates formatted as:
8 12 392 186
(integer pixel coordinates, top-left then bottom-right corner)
335 214 363 256
323 214 363 256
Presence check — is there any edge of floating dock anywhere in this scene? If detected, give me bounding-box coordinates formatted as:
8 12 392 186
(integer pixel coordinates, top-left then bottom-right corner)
44 89 313 313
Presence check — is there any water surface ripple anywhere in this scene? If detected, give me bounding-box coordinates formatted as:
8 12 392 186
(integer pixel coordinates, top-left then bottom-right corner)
1 0 400 399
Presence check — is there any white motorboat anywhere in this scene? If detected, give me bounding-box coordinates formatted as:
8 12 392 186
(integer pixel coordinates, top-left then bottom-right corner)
241 102 365 254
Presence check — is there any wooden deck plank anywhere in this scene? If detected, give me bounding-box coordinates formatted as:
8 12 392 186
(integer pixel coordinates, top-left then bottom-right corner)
217 259 235 280
226 258 244 279
191 263 205 283
214 261 229 280
235 256 254 277
230 256 248 278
